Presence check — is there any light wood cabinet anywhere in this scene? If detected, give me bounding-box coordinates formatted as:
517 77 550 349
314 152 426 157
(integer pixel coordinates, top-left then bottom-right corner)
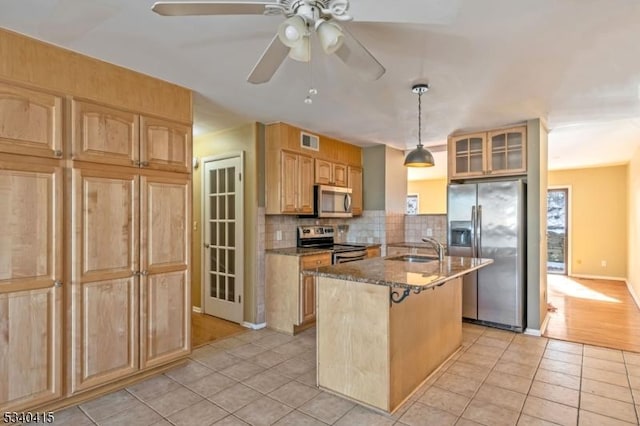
139 175 190 369
0 155 63 411
0 82 63 159
448 126 526 180
70 166 140 393
366 246 381 258
348 166 363 216
315 159 347 187
280 151 314 214
266 252 330 334
70 166 191 392
140 116 191 173
265 122 362 215
72 100 191 173
71 99 140 167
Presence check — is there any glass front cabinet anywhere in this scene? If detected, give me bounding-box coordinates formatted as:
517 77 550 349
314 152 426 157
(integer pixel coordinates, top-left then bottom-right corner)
448 126 526 179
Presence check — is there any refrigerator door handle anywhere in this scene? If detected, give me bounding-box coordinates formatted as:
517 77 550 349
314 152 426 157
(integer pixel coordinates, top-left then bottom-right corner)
471 205 477 257
477 205 483 257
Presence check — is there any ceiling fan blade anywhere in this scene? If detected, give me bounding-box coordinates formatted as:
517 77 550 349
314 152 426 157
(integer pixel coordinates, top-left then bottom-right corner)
247 34 289 84
151 1 274 16
334 27 385 81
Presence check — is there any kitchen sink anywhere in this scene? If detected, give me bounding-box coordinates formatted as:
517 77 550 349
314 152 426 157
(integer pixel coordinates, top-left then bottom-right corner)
385 254 439 263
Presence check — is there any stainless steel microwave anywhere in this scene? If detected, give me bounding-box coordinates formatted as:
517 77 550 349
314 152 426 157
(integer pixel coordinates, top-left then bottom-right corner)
311 185 353 218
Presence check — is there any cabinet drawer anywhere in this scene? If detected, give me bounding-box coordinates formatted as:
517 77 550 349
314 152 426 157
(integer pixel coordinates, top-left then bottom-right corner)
301 254 331 269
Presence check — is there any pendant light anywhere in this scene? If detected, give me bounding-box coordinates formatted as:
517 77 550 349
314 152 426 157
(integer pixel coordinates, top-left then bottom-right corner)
404 84 435 167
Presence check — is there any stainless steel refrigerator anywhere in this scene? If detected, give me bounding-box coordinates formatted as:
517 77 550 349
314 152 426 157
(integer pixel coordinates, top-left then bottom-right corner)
447 180 526 331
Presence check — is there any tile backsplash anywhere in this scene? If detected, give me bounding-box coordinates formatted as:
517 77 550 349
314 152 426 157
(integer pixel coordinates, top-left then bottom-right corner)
404 214 447 244
264 212 447 250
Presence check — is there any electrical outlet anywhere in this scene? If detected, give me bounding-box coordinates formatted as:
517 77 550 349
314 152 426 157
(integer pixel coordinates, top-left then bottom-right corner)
426 228 433 237
193 221 198 231
601 260 607 268
276 230 282 241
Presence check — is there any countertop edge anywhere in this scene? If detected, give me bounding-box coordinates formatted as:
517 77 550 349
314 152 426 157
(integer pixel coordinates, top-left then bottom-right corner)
304 257 493 292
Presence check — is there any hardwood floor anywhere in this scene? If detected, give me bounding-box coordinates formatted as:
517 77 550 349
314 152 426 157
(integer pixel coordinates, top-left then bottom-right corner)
544 274 640 352
191 312 246 348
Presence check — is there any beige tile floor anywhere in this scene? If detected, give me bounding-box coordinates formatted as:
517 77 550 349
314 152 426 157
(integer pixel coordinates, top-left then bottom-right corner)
50 323 640 425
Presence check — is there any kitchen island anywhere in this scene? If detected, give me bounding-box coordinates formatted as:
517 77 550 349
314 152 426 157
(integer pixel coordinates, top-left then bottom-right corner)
304 255 492 413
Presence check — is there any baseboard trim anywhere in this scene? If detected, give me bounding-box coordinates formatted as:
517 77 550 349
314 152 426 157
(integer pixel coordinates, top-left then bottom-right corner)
626 280 640 310
242 321 266 330
539 313 550 335
570 273 627 282
192 306 202 313
524 328 541 337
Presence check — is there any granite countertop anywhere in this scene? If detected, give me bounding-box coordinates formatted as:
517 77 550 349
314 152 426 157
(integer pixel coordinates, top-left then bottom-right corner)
266 243 381 257
303 256 493 291
266 247 332 256
387 241 448 250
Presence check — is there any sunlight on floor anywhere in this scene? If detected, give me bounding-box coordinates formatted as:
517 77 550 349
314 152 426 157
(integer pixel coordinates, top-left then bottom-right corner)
548 275 620 303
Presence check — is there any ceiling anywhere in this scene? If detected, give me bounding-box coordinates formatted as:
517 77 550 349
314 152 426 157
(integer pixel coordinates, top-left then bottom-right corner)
3 0 640 180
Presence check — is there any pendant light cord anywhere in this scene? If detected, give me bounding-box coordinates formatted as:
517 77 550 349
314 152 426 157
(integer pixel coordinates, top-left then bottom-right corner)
417 90 423 148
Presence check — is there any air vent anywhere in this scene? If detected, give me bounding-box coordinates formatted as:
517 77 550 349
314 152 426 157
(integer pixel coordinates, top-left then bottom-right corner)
300 131 319 151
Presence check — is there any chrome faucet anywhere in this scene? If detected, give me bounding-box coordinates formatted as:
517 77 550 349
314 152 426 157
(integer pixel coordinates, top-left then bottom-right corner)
422 237 445 262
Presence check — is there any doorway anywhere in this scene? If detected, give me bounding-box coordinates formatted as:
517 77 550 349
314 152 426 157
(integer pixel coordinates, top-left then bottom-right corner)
202 154 244 323
547 188 569 274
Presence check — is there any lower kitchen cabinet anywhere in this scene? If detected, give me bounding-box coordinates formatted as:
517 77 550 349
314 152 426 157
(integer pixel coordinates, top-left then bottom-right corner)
0 155 63 412
266 252 331 334
366 246 381 258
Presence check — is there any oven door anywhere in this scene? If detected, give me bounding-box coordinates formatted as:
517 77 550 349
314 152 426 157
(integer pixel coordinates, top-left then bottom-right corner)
333 250 367 264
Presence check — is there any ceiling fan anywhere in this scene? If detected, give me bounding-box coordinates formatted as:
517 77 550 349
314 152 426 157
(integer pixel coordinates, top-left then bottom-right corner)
151 0 386 84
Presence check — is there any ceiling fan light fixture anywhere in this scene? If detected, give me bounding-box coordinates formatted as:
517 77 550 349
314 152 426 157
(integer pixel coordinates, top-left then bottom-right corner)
287 36 310 61
277 15 308 47
404 83 435 168
316 20 344 54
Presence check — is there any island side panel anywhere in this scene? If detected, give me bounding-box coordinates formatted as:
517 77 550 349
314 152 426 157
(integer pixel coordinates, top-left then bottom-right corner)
317 277 390 411
389 277 463 411
265 254 299 334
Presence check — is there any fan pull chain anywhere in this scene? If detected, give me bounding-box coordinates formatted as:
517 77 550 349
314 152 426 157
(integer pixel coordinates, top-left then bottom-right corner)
305 29 317 104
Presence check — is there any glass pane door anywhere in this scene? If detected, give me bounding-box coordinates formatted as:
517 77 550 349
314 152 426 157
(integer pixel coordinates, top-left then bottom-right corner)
203 156 243 323
547 188 568 274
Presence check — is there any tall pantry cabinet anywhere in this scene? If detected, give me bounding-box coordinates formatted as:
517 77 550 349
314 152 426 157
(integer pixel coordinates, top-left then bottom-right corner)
0 82 64 410
0 81 192 410
69 100 191 393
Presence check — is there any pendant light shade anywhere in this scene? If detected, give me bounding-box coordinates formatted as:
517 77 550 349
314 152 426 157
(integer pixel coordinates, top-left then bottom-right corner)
404 83 435 168
404 144 434 167
278 15 310 62
316 20 344 54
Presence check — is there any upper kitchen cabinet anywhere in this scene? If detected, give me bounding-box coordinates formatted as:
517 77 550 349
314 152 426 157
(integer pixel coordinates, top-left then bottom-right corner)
279 151 314 214
448 126 526 180
140 116 191 173
348 166 363 216
0 155 63 411
315 159 347 187
71 99 140 167
0 81 63 159
72 100 191 173
265 122 362 215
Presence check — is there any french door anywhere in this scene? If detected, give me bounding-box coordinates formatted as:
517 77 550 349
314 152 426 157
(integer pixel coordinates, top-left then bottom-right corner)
202 154 243 323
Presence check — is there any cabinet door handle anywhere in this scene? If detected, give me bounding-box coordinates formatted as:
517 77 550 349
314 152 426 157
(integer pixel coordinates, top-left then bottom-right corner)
204 243 211 249
141 161 149 167
140 270 149 276
54 150 63 158
133 271 141 276
53 280 63 288
133 160 141 166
